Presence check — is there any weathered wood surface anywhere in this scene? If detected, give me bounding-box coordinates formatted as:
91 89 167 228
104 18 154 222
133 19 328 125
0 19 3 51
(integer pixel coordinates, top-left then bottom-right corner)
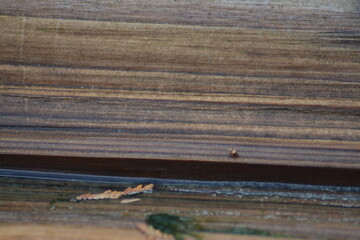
0 177 359 240
0 0 360 177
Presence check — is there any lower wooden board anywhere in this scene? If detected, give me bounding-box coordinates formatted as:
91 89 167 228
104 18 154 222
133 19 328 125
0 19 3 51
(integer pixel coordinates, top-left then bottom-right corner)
0 176 359 240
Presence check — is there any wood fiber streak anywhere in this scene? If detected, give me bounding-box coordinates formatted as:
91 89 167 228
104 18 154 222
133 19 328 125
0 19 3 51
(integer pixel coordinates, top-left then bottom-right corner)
0 0 360 175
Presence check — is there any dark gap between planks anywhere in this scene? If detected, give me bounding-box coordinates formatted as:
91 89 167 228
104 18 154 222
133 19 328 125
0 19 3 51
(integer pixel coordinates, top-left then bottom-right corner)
0 154 359 187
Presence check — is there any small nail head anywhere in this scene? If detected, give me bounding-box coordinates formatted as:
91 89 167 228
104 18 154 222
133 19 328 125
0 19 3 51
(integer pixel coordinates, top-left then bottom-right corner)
228 148 238 158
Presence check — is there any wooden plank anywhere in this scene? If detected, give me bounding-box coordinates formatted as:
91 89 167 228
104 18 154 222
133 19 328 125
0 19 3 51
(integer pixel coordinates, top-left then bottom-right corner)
0 1 359 180
0 177 359 239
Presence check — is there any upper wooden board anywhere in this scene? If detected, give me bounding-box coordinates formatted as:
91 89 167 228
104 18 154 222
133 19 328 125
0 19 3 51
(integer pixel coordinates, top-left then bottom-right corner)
0 0 359 178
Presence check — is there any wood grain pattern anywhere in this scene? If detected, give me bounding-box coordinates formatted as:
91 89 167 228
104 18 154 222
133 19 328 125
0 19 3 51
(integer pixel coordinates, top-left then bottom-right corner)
1 0 359 31
0 0 360 178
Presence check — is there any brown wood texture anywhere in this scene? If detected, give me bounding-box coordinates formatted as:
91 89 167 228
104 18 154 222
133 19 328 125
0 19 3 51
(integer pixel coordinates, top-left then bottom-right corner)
1 177 359 240
0 0 360 177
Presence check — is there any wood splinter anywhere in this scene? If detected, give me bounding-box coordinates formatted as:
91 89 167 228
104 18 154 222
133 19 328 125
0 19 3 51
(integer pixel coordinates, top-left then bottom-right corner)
73 183 154 201
120 198 141 204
